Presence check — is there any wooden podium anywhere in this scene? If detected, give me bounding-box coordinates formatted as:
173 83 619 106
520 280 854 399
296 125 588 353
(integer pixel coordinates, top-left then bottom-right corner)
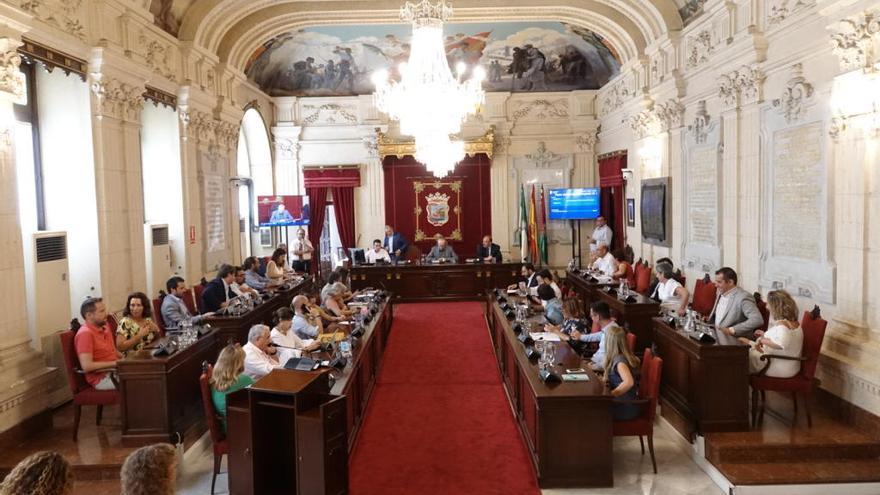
226 369 348 495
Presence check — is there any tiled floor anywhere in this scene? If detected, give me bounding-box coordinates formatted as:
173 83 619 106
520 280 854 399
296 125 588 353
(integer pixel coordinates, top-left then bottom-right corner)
175 416 723 495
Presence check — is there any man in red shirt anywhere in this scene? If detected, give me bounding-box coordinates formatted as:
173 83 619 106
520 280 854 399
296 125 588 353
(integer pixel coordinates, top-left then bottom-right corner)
74 297 121 390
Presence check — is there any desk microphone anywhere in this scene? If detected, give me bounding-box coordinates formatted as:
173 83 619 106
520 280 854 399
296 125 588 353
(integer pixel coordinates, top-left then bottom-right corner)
268 342 298 350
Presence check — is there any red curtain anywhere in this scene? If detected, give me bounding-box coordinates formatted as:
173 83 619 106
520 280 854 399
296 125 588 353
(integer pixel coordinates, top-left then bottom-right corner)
598 153 627 251
302 169 361 277
305 186 327 275
331 186 355 250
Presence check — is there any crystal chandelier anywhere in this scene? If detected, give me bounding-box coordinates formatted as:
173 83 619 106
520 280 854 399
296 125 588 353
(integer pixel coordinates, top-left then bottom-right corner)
372 0 485 178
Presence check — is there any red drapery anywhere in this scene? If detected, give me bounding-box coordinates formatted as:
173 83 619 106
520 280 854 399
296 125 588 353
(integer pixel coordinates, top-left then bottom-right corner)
303 168 361 276
598 153 627 251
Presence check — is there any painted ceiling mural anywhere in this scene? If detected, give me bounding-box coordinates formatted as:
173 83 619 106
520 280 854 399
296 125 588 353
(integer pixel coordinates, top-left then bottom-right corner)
245 22 622 97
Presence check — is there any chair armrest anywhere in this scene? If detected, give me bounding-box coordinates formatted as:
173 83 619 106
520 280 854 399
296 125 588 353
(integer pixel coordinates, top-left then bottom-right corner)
754 354 806 376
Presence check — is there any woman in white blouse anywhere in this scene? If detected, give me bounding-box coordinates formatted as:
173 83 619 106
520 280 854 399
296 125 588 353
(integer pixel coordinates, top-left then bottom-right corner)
533 269 562 299
270 307 321 365
742 290 803 378
653 262 689 315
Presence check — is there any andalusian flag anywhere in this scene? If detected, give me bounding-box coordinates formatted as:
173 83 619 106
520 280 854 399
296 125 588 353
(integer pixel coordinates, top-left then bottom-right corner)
538 185 548 265
528 185 538 263
519 185 528 261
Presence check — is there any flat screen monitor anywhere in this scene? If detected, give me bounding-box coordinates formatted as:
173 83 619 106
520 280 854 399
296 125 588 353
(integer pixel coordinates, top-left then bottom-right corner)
548 187 601 220
640 178 670 246
258 195 310 227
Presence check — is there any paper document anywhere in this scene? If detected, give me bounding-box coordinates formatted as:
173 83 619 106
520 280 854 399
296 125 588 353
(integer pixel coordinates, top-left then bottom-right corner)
562 374 590 382
529 332 561 342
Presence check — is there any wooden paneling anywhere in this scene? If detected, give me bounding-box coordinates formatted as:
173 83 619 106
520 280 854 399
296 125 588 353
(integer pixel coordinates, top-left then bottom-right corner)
351 263 521 302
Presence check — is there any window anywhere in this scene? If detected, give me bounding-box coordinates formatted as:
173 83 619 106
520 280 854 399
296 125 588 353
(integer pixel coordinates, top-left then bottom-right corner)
13 59 45 231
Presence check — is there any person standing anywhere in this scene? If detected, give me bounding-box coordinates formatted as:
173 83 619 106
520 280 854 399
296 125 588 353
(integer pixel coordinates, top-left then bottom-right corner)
383 225 409 261
290 227 314 273
590 216 613 254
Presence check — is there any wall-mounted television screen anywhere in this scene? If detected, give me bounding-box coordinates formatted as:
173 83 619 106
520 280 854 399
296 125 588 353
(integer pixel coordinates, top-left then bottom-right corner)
640 178 670 247
548 187 601 220
257 195 310 227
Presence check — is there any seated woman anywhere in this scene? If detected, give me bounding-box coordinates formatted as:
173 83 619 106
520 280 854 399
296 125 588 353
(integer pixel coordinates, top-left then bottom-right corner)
116 292 160 356
209 344 254 432
271 307 321 364
603 325 641 421
534 269 562 299
306 293 342 324
265 248 288 283
0 450 72 495
652 262 689 315
120 443 178 495
546 298 589 354
610 249 633 281
742 289 803 378
324 286 354 319
536 284 564 325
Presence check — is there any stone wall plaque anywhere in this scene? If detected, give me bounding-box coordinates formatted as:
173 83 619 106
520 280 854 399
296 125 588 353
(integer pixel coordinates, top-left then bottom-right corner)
682 110 722 273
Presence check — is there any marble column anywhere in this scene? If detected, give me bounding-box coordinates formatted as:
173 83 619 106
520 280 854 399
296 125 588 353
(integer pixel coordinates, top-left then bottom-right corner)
88 51 147 310
490 130 511 259
272 124 303 195
0 35 56 434
355 128 387 245
177 88 204 283
572 130 597 263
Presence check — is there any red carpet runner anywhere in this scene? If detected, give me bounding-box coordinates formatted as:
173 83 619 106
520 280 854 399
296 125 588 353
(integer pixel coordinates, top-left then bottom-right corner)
349 302 541 495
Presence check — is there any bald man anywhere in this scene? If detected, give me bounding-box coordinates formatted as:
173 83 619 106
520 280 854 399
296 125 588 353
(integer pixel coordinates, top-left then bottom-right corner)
292 295 322 339
476 235 502 263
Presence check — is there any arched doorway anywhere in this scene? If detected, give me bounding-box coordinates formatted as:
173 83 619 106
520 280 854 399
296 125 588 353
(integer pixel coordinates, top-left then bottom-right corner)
236 107 273 257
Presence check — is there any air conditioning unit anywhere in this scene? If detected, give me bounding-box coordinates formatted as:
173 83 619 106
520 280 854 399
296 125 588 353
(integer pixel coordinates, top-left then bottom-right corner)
33 232 73 406
145 223 172 299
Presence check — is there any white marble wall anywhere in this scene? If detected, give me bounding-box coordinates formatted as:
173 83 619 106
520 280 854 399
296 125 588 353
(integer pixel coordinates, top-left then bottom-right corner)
596 0 880 416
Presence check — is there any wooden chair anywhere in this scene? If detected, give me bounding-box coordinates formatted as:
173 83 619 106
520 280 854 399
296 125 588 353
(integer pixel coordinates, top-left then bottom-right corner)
152 297 167 335
691 274 717 317
613 348 663 473
58 329 119 441
754 292 771 334
673 269 686 287
193 283 207 314
198 362 228 494
626 331 637 354
404 244 421 263
750 306 828 428
182 288 198 315
634 262 652 295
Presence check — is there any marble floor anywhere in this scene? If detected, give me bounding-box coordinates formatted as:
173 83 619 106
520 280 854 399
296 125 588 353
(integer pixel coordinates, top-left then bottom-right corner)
175 417 723 495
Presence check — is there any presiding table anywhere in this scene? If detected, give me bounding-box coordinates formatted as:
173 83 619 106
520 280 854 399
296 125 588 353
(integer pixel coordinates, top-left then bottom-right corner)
350 261 521 302
651 317 749 440
486 290 613 488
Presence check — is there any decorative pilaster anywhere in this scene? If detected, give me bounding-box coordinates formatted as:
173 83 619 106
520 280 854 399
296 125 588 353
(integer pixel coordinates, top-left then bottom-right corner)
272 125 303 194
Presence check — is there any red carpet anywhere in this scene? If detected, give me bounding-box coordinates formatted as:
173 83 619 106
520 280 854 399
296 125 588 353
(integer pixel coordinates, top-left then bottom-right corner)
349 302 540 495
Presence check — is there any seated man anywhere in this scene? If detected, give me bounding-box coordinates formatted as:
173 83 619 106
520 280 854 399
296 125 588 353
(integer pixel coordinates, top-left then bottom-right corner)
365 239 391 264
243 256 276 292
383 225 409 261
292 295 323 339
243 324 281 380
569 302 617 367
709 267 764 343
590 244 618 276
476 235 503 263
74 297 121 390
161 276 212 329
536 284 564 325
201 264 237 313
230 266 257 299
425 235 459 263
508 263 538 291
269 203 294 225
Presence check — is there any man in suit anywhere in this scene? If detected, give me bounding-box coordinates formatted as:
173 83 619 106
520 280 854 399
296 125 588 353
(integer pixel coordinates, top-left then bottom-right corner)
161 276 212 329
425 235 459 263
476 235 503 263
709 267 764 344
201 264 237 314
508 263 538 290
383 225 409 261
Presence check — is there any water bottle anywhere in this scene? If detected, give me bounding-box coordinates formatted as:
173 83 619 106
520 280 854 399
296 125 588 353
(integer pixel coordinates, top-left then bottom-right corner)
340 337 352 359
618 279 626 299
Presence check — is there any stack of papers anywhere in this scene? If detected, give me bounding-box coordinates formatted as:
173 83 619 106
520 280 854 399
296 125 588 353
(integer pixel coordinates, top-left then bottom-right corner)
529 332 561 342
562 374 590 382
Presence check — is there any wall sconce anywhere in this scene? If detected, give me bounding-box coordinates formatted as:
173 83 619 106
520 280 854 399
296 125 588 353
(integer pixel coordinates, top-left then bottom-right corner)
830 67 880 138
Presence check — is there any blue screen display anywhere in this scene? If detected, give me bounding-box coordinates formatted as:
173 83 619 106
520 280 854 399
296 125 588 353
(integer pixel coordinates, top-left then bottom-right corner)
548 188 601 220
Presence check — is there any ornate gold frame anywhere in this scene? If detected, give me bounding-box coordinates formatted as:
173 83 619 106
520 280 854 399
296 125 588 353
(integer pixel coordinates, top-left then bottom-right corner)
377 126 495 160
413 180 463 241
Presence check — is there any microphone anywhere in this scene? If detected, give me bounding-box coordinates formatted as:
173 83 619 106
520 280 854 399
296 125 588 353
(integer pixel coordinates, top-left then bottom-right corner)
268 342 299 350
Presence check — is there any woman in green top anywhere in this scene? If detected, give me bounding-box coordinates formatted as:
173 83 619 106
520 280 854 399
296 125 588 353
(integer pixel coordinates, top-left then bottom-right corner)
210 344 255 431
116 292 160 355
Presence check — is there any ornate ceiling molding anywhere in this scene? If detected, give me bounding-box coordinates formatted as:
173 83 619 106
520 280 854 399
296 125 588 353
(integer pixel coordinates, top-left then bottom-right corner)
718 65 765 110
766 0 815 28
0 38 25 101
687 100 711 144
686 29 714 69
772 63 814 125
830 10 880 72
377 127 495 160
89 76 145 122
628 99 684 139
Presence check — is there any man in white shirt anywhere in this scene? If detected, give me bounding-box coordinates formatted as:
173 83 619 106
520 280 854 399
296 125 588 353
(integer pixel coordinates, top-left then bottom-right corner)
231 267 257 299
590 244 618 276
290 228 314 273
292 295 322 339
365 239 391 264
589 216 613 254
243 324 280 380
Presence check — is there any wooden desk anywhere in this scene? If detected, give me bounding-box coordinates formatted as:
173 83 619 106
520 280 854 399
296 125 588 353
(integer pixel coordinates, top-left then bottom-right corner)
590 286 660 354
651 318 749 440
565 269 616 307
208 277 312 345
117 330 219 444
350 262 521 302
486 291 613 488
